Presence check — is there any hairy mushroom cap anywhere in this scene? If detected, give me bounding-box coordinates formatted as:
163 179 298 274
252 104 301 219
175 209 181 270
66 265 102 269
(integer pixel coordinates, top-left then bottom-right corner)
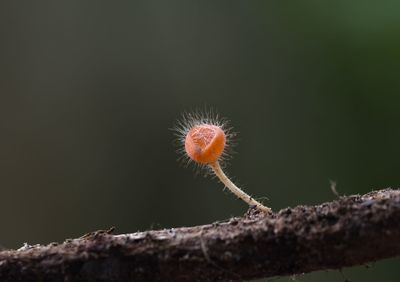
184 124 226 164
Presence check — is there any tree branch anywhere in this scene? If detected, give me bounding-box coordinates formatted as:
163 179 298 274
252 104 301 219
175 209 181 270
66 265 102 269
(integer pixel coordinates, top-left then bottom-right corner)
1 189 400 281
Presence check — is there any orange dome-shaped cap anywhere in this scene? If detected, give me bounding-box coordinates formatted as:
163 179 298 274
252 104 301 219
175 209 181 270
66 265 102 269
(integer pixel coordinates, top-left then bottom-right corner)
184 124 226 164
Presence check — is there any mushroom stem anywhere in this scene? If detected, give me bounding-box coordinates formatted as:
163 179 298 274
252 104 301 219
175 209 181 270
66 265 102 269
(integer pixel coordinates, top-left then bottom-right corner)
209 161 271 213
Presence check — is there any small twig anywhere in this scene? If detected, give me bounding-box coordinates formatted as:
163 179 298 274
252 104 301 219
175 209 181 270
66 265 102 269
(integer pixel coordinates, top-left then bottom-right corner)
0 189 399 282
329 179 340 198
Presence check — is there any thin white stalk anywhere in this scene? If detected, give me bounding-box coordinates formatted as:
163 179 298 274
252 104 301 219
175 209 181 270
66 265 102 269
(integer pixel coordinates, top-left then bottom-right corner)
209 161 271 213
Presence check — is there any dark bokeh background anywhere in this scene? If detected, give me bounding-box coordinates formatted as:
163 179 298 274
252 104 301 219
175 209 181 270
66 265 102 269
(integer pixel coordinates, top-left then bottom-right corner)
1 1 399 281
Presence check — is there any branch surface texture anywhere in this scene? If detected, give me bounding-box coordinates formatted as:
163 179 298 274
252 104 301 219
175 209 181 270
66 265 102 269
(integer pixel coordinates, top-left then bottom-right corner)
1 189 400 281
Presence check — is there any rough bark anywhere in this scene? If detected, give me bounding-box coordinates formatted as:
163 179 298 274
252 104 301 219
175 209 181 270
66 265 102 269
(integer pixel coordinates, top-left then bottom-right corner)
1 188 400 282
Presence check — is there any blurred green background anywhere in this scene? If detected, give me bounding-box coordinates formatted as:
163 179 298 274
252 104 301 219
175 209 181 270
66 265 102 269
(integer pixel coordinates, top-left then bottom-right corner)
0 1 399 281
